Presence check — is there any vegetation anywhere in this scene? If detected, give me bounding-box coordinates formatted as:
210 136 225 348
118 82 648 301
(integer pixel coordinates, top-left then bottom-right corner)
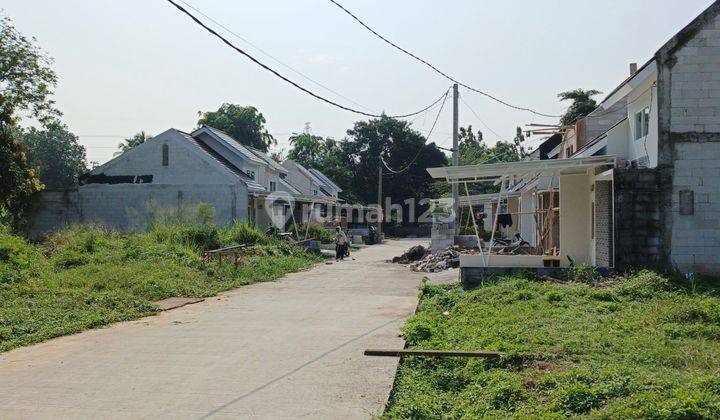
116 131 151 155
19 121 87 188
0 218 321 352
0 15 59 228
198 104 275 152
385 271 720 419
559 88 602 126
298 223 335 243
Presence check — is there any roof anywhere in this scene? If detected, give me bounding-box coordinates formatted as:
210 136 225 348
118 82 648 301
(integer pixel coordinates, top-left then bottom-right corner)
247 146 288 174
308 168 342 192
573 117 628 157
427 155 617 182
193 126 265 165
182 131 266 192
436 192 521 208
278 178 301 195
283 160 325 186
598 58 655 107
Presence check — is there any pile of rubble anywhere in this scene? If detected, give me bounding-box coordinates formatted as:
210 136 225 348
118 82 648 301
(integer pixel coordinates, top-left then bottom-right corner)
390 245 478 273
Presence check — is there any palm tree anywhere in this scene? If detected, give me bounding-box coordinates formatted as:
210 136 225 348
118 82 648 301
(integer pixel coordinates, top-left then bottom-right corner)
558 89 602 126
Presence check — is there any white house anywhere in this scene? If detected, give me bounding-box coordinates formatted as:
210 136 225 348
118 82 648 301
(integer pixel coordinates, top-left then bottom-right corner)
28 126 347 237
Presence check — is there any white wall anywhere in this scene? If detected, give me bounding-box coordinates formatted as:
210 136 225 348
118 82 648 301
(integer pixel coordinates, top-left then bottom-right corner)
559 173 592 266
627 74 659 167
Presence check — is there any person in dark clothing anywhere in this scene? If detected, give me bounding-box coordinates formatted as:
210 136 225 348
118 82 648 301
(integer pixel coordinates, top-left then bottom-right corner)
335 226 348 261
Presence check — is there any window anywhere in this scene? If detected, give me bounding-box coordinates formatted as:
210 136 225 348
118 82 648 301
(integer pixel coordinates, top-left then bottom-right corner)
269 181 276 192
313 189 319 196
162 144 169 166
247 170 255 180
565 145 574 157
634 107 650 139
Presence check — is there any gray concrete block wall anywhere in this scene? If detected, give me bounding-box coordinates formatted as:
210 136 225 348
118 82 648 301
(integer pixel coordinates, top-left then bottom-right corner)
594 181 613 267
614 168 665 270
670 13 720 133
28 183 249 239
671 140 720 274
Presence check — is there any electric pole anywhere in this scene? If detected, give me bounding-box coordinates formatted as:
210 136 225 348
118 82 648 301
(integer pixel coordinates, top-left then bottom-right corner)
377 162 383 242
452 83 459 229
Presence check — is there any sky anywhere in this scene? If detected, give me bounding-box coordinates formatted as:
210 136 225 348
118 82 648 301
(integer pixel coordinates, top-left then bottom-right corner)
2 0 715 164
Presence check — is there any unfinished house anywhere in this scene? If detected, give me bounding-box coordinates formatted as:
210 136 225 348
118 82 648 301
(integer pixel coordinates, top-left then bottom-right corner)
430 0 720 277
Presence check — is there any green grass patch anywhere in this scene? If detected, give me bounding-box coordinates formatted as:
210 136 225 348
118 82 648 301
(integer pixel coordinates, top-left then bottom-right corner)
0 222 321 352
384 271 720 419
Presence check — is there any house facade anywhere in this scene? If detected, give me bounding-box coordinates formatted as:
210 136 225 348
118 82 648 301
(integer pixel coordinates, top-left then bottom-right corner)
28 127 345 238
430 1 720 276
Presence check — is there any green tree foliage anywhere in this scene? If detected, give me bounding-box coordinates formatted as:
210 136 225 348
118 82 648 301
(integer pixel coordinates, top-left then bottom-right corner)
287 133 327 168
197 104 275 152
20 122 87 188
0 15 59 227
117 131 151 154
559 88 602 126
342 116 447 212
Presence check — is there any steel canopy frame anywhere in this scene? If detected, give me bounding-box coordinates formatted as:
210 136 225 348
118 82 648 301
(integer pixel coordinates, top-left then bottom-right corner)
427 155 617 268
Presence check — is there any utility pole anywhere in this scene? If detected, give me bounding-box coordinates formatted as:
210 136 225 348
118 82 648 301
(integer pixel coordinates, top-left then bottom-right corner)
452 83 459 229
377 162 383 242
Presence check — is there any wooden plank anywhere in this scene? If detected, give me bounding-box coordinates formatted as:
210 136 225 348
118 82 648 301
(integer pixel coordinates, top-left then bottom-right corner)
364 349 504 358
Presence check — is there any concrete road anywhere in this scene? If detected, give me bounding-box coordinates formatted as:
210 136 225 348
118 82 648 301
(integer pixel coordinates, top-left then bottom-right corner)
0 239 431 419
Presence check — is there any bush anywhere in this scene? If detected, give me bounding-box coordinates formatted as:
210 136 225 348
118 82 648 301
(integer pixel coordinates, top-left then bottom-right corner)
297 223 334 243
219 222 269 246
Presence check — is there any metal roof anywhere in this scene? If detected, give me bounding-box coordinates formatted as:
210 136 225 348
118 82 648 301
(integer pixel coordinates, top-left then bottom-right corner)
193 126 265 165
427 156 617 183
247 146 288 174
182 131 266 192
308 168 342 192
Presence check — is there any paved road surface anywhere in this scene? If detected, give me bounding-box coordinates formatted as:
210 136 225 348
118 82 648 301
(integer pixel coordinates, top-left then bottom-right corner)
0 239 445 419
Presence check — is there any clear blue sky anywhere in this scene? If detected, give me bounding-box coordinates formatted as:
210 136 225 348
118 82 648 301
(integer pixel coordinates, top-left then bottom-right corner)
2 0 714 163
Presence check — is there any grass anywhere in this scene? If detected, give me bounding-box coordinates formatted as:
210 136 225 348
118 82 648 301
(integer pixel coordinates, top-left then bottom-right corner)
384 271 720 419
0 221 322 352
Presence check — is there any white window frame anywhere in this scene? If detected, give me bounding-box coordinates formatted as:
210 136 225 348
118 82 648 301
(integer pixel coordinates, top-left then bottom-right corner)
269 181 276 192
634 107 650 140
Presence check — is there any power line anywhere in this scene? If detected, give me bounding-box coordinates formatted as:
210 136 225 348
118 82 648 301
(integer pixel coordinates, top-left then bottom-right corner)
165 0 447 119
327 0 561 119
459 94 507 142
175 0 374 113
381 88 450 174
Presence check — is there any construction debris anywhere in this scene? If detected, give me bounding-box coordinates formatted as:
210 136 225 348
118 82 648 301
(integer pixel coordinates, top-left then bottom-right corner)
390 245 479 273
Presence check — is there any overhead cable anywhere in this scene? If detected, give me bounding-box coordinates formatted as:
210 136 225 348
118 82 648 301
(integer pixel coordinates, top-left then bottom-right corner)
328 0 561 118
165 0 447 119
381 88 450 174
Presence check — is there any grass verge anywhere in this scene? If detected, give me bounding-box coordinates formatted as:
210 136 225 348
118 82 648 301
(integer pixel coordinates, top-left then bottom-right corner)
0 222 322 352
384 271 720 419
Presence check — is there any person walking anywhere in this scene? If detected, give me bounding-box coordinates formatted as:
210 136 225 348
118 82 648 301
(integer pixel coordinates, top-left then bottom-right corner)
335 226 348 261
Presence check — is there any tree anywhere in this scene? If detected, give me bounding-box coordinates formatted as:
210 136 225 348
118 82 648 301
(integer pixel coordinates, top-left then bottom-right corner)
558 88 601 126
342 116 447 217
287 133 326 168
0 15 59 227
197 104 275 152
20 122 87 188
117 131 151 154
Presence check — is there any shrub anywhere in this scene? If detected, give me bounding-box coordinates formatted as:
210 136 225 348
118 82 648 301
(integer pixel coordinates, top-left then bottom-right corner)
297 223 334 243
617 270 672 299
219 222 269 246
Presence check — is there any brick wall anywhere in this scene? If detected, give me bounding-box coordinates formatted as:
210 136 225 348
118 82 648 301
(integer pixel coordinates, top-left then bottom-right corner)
670 139 720 274
594 181 613 267
670 13 720 133
614 168 666 270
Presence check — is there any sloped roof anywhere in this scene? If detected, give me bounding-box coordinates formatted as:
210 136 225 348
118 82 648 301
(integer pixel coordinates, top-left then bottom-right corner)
181 131 266 192
193 126 265 165
283 160 324 185
278 178 301 195
247 146 288 174
308 168 342 192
